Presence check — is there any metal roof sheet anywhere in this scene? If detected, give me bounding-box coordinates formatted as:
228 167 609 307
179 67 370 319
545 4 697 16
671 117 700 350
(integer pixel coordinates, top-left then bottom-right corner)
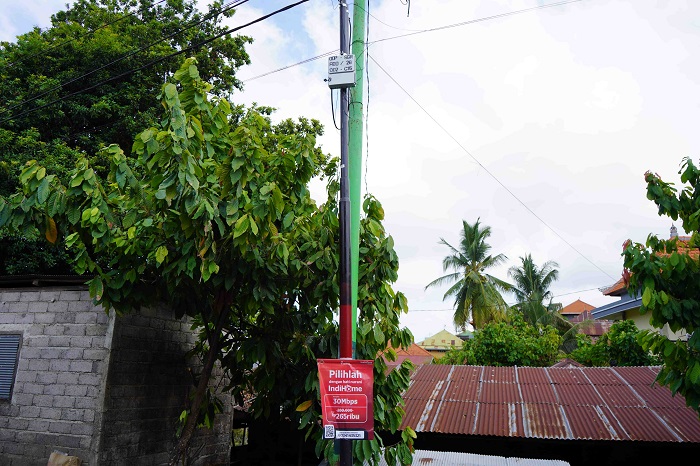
591 294 642 319
401 365 700 443
368 449 571 466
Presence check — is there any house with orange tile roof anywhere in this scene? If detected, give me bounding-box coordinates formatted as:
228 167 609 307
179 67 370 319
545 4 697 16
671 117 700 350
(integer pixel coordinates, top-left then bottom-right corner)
559 299 595 321
591 226 695 341
381 343 434 371
560 299 613 341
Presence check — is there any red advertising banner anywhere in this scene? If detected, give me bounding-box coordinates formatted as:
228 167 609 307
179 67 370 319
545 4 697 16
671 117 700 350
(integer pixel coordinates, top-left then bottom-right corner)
317 358 374 440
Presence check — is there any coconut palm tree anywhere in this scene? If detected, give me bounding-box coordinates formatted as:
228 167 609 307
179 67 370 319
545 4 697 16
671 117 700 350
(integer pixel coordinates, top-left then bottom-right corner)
507 255 589 352
425 218 511 330
507 255 564 327
508 254 560 311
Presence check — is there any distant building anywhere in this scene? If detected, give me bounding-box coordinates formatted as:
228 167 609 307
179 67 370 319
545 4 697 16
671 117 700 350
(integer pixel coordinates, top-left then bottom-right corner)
456 330 473 341
416 329 462 360
591 226 697 341
558 299 595 321
381 343 433 371
550 358 583 368
560 299 613 341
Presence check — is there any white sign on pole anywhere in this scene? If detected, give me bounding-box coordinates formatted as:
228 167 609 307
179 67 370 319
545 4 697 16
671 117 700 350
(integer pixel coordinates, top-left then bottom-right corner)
327 54 356 89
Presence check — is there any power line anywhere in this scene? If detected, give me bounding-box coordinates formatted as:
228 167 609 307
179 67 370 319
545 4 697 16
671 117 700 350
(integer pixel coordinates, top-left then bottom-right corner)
409 287 607 311
0 0 251 116
0 1 309 126
367 54 615 282
242 0 588 84
370 0 586 45
243 50 338 83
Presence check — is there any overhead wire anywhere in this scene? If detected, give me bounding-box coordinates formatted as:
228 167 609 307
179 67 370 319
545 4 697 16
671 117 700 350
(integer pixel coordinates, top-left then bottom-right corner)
0 0 310 126
364 0 371 194
409 287 608 311
367 53 615 282
242 0 588 84
2 0 609 283
370 0 585 45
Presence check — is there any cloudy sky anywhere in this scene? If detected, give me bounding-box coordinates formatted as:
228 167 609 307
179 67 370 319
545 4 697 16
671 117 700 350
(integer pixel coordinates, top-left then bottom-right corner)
3 0 699 342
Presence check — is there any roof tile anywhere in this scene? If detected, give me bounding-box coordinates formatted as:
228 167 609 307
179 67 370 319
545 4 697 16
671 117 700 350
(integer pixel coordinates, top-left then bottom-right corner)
559 299 595 315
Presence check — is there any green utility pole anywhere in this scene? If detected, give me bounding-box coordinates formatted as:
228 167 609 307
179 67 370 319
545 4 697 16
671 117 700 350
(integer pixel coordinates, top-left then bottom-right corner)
349 0 367 355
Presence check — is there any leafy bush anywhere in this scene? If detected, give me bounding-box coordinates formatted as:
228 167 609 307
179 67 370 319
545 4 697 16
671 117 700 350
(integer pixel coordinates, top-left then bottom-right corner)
438 312 561 366
569 320 660 367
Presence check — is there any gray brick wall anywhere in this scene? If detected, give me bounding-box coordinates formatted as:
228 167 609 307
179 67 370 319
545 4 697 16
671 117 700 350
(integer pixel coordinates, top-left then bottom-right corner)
97 304 232 466
0 286 232 466
0 287 109 465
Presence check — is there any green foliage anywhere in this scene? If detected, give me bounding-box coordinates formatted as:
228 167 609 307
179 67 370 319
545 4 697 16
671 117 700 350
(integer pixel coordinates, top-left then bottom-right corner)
567 334 609 367
0 0 252 276
0 58 414 464
425 218 511 330
569 320 659 367
505 254 583 351
605 320 661 367
0 128 80 274
439 339 473 365
437 312 560 367
507 254 559 307
622 157 700 416
0 0 251 158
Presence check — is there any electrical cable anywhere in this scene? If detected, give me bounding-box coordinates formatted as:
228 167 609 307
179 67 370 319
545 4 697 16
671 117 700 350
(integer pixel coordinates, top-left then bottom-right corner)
330 90 340 130
409 287 609 311
0 0 309 126
242 50 338 83
364 0 371 194
0 0 251 116
367 53 615 282
367 11 422 32
241 0 588 84
370 0 585 45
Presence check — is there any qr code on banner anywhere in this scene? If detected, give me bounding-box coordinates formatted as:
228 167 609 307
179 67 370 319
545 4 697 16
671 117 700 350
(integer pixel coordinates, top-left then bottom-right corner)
324 425 335 439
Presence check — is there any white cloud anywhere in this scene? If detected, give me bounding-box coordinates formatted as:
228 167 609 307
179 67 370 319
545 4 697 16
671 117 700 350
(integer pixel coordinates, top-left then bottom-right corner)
6 0 700 342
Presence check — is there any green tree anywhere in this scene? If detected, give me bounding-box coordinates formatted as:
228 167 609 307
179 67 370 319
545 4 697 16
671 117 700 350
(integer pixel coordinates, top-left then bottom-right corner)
0 128 80 274
623 157 700 415
508 254 559 306
0 0 251 158
567 333 609 367
0 0 252 276
569 320 659 367
507 254 585 351
425 218 510 330
0 59 415 465
437 311 560 367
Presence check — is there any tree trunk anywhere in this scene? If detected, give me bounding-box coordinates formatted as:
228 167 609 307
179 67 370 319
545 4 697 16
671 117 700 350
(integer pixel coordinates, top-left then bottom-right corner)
169 304 229 465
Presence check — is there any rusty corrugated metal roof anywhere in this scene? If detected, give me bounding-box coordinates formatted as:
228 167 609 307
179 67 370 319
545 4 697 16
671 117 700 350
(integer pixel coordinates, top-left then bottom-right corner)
400 365 700 443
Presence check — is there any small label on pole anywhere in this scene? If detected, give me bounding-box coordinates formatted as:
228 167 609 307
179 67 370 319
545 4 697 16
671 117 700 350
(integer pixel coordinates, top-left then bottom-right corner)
327 54 356 89
317 358 374 440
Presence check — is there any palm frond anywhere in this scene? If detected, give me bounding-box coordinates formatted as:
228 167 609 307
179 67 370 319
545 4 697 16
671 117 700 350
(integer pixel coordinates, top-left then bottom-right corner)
425 272 462 291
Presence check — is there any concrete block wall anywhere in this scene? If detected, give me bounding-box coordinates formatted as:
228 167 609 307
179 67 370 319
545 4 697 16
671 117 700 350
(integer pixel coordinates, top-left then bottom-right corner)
0 287 111 465
0 286 232 465
98 304 232 466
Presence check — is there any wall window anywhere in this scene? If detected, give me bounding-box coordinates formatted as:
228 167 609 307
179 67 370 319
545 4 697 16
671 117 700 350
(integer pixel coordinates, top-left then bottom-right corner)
0 334 21 401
